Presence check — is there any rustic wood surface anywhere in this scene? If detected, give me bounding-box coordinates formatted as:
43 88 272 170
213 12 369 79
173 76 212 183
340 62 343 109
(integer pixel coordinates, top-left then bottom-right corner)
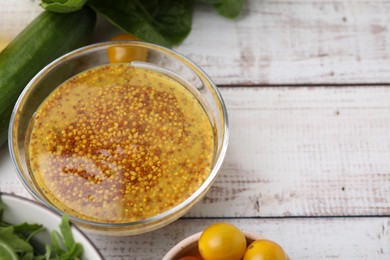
1 0 390 259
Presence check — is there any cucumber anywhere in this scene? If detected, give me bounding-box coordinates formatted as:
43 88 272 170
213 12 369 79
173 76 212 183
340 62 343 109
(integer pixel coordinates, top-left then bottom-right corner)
0 7 96 146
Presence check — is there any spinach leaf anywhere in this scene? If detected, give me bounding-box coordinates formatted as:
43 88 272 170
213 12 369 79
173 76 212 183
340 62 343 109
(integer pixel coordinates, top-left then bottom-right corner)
214 0 244 18
40 0 87 13
39 0 243 46
141 0 192 44
88 0 192 47
194 0 244 18
193 0 220 4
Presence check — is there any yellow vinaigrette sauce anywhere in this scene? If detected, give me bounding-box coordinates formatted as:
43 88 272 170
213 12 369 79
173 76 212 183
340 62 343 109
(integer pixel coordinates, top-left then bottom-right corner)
27 64 214 223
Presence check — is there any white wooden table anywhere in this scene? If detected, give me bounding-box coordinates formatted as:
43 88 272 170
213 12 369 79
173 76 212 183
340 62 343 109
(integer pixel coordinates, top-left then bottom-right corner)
1 0 390 259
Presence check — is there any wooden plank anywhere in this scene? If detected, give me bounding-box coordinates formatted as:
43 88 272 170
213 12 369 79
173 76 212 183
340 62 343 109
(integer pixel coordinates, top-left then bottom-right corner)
1 1 390 85
2 86 390 217
191 86 390 217
89 217 390 259
0 0 42 50
177 1 390 85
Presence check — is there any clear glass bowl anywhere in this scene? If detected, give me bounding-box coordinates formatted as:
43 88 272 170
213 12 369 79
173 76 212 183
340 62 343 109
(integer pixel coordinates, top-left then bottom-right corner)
9 41 229 235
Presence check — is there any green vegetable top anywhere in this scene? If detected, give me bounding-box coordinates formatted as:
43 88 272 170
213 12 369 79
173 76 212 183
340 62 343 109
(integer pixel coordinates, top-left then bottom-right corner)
0 196 83 260
40 0 244 47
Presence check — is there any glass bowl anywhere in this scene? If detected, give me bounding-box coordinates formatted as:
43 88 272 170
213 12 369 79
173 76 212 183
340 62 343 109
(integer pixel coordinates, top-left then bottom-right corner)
9 41 229 235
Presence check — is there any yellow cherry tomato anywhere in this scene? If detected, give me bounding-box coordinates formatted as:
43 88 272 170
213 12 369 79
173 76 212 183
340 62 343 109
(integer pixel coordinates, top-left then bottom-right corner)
107 33 148 63
198 223 247 260
243 240 287 260
111 33 140 41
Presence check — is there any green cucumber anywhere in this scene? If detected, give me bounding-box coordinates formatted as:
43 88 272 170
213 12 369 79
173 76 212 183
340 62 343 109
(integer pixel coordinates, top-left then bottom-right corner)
0 7 96 146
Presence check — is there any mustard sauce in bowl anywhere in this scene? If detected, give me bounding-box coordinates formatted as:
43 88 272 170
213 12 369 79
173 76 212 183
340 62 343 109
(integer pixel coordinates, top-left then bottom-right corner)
27 64 214 223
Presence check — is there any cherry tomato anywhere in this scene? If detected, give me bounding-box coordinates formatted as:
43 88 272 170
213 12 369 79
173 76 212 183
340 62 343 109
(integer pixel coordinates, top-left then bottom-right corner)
243 240 287 260
107 33 148 63
198 223 247 260
111 33 140 41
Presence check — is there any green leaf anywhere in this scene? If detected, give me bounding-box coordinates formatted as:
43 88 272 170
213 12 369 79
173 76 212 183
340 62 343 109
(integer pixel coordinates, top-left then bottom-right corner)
193 0 244 18
50 231 64 256
13 223 43 234
0 196 84 259
141 0 192 44
0 226 34 254
13 222 44 242
20 252 34 260
0 196 4 221
0 241 18 260
44 244 52 260
58 215 83 259
57 243 83 260
40 0 88 13
214 0 244 18
59 215 74 250
87 0 192 47
193 0 220 4
47 215 82 259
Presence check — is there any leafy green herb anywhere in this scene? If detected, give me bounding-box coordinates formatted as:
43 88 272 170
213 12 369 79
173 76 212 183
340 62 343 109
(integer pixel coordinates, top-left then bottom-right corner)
0 196 83 260
39 0 244 47
0 227 33 259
